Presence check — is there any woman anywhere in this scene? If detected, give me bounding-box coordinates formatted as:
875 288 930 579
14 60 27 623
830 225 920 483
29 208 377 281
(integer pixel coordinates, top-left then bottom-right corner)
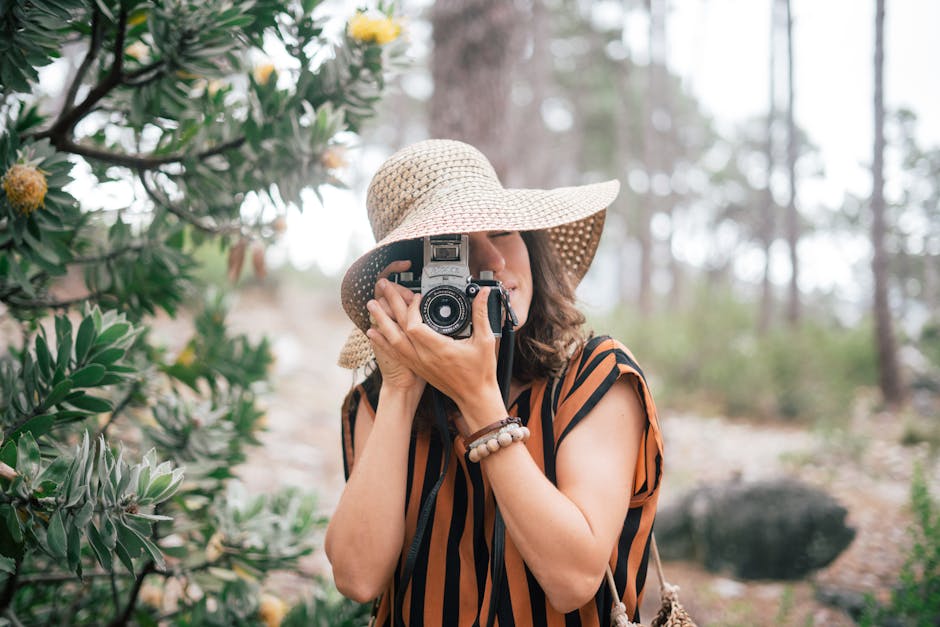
325 140 663 626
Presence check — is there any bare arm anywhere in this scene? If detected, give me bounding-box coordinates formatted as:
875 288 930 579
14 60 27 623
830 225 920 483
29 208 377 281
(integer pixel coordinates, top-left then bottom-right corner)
462 379 644 613
324 385 420 602
325 261 426 602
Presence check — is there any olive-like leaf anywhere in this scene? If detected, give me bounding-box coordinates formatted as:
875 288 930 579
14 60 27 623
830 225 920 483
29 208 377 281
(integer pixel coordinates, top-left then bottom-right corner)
74 316 96 364
70 364 106 387
46 509 67 558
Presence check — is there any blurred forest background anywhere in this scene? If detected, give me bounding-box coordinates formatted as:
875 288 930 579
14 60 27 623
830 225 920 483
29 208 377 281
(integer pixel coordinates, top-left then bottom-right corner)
1 0 939 625
327 0 940 426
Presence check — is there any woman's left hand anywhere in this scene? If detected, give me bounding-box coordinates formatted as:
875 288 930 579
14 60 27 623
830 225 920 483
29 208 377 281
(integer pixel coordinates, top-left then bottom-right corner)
367 281 503 418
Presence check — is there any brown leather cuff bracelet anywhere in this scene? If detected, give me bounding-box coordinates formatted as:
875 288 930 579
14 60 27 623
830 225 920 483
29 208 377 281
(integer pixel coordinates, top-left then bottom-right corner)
463 417 521 443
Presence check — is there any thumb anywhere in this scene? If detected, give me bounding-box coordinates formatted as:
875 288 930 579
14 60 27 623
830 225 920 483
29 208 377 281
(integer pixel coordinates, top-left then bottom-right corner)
471 287 496 343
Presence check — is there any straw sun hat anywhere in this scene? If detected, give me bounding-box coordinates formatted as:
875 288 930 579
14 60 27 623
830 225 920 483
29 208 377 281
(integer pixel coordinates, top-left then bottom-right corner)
337 139 620 369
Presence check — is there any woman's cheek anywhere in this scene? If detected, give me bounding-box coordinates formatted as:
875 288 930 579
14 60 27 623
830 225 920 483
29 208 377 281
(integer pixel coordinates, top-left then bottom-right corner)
510 292 530 328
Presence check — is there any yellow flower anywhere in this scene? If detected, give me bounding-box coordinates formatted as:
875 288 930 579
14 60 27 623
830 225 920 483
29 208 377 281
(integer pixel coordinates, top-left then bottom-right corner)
139 582 163 609
175 69 201 80
174 344 196 367
125 41 150 62
128 10 147 27
253 63 276 86
205 531 224 562
207 79 227 96
255 414 268 431
258 593 288 627
320 146 347 170
2 163 48 216
348 12 401 45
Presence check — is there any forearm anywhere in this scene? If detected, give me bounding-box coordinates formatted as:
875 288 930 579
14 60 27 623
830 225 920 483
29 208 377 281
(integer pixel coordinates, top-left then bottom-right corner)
461 394 612 612
482 446 611 611
325 386 420 601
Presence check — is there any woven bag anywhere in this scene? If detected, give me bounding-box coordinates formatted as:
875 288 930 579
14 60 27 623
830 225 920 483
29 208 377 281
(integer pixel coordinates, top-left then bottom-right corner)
606 534 696 627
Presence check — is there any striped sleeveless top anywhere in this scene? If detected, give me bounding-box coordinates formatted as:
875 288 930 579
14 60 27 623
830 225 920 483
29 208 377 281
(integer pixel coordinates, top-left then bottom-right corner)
341 336 664 626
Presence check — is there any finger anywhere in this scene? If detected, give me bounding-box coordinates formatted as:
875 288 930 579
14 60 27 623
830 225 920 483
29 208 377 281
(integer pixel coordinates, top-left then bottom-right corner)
382 279 411 323
471 287 496 344
404 287 424 328
375 260 413 297
377 277 418 311
378 259 411 278
367 299 402 340
375 295 393 319
366 326 396 357
370 298 421 362
390 281 421 305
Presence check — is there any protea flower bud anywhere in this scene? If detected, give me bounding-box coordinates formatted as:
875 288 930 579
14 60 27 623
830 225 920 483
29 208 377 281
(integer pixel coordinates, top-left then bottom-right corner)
227 239 247 282
252 243 267 279
320 146 347 171
258 593 288 627
2 163 48 216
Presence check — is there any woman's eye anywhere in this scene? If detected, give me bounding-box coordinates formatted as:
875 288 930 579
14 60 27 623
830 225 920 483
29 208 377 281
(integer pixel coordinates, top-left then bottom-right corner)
490 231 513 239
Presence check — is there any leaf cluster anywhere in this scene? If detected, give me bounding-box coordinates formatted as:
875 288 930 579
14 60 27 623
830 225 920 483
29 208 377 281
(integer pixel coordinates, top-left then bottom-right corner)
861 464 940 627
1 307 139 445
0 432 183 578
0 0 407 624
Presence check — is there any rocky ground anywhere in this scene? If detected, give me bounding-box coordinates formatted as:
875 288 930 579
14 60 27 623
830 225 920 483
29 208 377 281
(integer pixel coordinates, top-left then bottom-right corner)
156 279 938 627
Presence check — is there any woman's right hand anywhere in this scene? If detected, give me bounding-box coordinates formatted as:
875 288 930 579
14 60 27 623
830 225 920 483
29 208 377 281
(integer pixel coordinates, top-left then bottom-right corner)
368 261 426 394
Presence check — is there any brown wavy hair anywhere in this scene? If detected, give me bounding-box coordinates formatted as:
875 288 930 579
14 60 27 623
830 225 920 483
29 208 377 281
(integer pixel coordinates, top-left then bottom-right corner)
513 229 587 381
343 229 588 429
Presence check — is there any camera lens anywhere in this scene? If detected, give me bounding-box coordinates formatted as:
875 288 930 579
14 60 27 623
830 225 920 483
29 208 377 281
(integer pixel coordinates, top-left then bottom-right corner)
421 285 470 336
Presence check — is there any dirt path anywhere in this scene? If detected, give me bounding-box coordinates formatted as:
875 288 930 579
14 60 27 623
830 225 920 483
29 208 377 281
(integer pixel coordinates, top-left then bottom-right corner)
210 281 937 626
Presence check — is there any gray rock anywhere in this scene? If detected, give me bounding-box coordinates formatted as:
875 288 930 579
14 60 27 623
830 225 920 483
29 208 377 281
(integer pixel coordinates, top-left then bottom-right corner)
655 478 855 580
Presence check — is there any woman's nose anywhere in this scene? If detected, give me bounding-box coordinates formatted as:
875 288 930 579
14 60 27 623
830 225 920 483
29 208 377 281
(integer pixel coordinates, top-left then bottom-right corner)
470 235 506 275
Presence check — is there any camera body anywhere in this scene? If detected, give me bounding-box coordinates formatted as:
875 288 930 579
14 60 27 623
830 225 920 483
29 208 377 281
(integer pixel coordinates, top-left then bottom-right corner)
390 234 505 338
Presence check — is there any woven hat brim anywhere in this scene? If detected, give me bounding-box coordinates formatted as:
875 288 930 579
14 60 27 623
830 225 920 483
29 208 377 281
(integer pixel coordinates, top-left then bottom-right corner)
337 179 617 369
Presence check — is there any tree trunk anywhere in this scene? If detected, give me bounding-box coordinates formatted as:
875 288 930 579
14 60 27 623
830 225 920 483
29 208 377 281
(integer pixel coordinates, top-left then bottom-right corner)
759 0 779 334
925 253 939 312
429 0 521 182
784 0 800 325
504 0 553 188
639 0 665 316
871 0 904 406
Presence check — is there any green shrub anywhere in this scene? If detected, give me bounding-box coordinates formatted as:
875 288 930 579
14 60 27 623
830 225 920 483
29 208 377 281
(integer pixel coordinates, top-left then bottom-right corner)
860 464 940 626
0 0 406 623
593 284 878 424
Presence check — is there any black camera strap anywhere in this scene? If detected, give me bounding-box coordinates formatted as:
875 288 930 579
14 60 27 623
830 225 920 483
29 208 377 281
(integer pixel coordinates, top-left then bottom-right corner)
482 294 517 627
394 388 452 627
394 291 517 627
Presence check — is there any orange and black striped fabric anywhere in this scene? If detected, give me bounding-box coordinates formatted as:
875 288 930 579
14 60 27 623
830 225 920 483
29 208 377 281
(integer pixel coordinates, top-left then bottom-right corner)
341 336 664 626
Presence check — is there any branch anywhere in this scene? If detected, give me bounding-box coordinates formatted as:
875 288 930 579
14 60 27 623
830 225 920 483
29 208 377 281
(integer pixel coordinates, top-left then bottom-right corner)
3 608 24 627
37 7 129 141
109 571 120 616
8 291 109 311
122 60 167 87
107 561 154 627
63 7 104 113
0 243 139 307
73 243 150 265
17 570 119 585
0 558 19 613
96 383 141 439
138 171 243 236
50 135 246 170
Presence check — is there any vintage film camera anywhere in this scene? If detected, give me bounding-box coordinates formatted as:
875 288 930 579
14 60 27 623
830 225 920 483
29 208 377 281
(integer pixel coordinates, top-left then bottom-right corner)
390 234 514 338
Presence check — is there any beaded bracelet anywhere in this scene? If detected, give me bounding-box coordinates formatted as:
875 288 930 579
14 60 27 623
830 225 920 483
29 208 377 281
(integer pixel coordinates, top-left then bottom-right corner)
466 419 530 463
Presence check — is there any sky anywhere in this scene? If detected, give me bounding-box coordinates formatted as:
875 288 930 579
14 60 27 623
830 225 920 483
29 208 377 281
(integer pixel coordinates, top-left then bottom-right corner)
276 0 940 307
